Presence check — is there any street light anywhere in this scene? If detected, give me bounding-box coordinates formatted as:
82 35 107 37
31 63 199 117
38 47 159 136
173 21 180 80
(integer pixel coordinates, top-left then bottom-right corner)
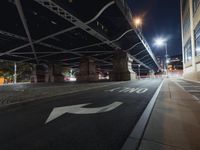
133 17 142 32
154 38 165 46
154 37 169 77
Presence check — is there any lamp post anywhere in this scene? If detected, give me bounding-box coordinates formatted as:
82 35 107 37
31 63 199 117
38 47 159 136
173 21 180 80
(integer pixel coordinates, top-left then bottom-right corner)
138 64 141 79
164 44 169 77
13 62 17 84
154 38 169 77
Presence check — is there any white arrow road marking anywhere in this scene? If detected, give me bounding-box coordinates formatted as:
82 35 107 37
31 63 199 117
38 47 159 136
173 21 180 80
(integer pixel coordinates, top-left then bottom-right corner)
45 101 122 124
105 87 121 92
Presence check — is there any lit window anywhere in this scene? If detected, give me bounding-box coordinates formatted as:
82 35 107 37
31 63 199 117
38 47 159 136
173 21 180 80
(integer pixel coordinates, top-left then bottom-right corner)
194 21 200 56
193 0 200 14
184 39 192 62
183 9 190 35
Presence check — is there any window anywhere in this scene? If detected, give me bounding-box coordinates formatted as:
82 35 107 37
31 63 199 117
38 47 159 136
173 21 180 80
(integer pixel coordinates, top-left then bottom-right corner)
194 22 200 56
193 0 200 13
182 0 187 11
184 39 192 62
183 11 190 35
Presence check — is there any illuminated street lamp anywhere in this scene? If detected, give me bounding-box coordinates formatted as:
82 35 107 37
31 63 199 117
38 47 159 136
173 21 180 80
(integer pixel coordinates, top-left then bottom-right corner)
133 17 142 32
154 38 169 77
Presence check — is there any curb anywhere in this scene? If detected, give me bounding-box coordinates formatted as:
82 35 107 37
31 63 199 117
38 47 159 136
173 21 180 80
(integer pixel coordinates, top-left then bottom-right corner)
0 82 126 109
121 79 164 150
182 78 200 84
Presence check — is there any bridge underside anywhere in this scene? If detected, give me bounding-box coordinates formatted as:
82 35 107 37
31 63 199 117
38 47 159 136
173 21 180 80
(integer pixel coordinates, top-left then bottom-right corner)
0 0 160 81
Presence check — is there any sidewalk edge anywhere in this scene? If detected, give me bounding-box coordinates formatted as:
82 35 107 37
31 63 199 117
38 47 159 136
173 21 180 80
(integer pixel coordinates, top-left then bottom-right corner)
182 78 200 84
121 79 164 150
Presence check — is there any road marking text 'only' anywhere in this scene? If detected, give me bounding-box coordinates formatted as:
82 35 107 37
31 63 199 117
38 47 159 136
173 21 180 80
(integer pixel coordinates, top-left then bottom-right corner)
105 87 148 94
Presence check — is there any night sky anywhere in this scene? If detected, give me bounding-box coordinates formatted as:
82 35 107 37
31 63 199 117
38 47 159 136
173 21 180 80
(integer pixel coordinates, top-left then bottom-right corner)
127 0 182 58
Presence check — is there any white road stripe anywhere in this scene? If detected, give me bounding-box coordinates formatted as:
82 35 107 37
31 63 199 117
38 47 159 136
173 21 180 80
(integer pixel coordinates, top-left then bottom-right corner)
186 90 200 93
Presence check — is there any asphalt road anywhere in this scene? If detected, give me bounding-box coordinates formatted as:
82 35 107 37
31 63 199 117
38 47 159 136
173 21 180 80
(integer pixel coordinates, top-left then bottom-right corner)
0 79 162 150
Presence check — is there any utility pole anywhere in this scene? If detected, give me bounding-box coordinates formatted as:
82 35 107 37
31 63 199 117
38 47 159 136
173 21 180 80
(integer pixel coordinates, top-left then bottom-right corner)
138 64 141 79
165 43 168 77
14 62 17 84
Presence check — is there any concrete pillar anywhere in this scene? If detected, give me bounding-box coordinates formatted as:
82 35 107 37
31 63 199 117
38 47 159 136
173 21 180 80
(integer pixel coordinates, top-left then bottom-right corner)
149 70 155 79
110 50 136 81
77 57 98 82
30 64 49 83
30 64 37 83
52 64 64 82
49 64 54 82
30 64 65 83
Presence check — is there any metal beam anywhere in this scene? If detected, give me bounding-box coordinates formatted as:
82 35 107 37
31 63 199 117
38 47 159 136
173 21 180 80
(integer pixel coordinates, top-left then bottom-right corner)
12 50 109 55
143 58 153 63
115 0 160 70
130 55 151 70
9 54 32 59
0 30 82 56
15 0 39 64
0 1 114 57
125 41 142 52
1 1 154 70
133 49 146 57
0 30 151 70
33 0 119 50
138 55 149 61
12 28 134 61
59 57 80 62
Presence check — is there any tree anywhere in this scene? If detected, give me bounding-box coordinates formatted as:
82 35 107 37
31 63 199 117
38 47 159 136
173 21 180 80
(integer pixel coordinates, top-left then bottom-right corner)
0 60 32 82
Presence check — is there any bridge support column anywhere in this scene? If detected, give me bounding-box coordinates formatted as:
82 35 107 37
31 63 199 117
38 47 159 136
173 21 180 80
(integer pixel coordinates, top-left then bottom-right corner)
149 70 155 78
110 50 136 81
30 64 49 83
51 64 65 82
30 64 64 83
77 57 98 82
30 65 37 83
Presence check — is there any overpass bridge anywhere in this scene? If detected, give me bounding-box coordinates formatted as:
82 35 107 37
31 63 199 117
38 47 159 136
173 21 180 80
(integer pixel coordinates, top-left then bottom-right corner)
0 0 160 82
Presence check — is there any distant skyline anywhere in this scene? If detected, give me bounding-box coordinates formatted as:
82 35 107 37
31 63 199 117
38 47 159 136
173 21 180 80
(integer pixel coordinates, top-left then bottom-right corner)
127 0 182 58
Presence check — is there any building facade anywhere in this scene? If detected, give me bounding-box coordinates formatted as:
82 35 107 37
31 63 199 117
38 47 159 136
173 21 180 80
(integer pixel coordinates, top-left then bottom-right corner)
180 0 200 81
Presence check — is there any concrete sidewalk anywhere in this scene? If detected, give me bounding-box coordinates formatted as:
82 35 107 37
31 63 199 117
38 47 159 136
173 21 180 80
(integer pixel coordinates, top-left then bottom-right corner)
139 79 200 150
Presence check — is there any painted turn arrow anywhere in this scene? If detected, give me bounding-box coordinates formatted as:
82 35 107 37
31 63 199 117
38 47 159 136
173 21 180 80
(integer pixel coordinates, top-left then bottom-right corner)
45 101 122 124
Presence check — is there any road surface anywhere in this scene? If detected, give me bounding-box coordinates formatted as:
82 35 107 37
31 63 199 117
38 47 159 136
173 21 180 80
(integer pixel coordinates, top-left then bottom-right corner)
0 79 162 150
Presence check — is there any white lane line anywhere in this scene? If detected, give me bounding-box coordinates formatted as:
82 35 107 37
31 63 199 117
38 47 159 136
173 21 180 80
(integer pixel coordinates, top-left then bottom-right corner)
174 81 200 101
187 90 200 93
121 79 164 150
179 84 193 86
192 95 200 101
181 86 200 88
175 82 189 91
